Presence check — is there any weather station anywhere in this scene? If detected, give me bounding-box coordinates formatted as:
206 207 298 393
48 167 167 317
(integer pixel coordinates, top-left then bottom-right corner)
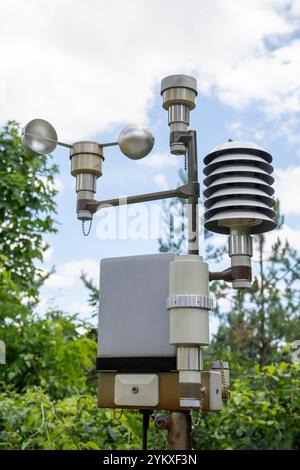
21 74 277 450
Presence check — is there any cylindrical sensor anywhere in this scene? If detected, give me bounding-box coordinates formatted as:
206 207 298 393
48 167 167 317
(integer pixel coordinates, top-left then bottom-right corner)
161 75 197 155
167 255 212 346
167 254 212 408
70 141 104 221
228 231 253 288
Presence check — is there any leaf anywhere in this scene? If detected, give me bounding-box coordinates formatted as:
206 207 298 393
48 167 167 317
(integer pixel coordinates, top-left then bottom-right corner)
84 441 101 450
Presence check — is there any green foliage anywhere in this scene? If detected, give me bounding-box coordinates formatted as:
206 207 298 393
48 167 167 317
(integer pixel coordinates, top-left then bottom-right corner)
195 362 300 450
0 387 142 450
0 310 97 399
1 128 300 451
0 253 25 324
211 236 300 368
0 121 58 312
1 362 299 450
80 273 99 318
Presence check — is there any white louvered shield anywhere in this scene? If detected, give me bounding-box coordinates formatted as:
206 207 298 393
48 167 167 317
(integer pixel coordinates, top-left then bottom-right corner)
203 141 277 234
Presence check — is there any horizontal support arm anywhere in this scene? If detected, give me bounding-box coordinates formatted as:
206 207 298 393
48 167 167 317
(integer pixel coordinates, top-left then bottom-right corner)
77 182 199 214
209 268 233 282
209 266 252 284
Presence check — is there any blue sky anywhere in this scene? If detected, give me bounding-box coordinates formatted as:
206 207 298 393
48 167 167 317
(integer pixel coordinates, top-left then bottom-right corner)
1 0 300 330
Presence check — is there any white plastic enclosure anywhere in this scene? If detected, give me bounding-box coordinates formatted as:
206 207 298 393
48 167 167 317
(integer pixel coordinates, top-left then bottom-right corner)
97 253 176 362
114 374 159 407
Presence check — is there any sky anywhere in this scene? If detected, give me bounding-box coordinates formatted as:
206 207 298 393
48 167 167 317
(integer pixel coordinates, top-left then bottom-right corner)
1 0 300 331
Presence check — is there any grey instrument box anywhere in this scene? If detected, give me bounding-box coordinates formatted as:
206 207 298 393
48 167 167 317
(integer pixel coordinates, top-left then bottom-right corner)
97 253 176 364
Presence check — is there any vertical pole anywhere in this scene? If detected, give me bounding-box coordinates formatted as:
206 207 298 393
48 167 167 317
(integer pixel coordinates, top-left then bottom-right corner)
167 413 192 450
187 130 199 255
178 130 199 447
155 413 192 450
155 130 199 450
166 130 199 450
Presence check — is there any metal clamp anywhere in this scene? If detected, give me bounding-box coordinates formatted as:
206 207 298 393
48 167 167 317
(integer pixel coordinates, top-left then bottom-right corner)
166 295 214 310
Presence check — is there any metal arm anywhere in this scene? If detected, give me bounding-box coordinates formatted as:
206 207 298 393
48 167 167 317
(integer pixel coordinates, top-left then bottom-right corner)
77 181 199 212
170 130 199 255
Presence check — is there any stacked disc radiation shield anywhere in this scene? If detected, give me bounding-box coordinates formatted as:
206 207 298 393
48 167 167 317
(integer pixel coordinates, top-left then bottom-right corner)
203 141 277 235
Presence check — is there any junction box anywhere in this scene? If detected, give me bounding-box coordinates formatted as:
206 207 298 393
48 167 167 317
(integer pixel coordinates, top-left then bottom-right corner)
96 253 225 412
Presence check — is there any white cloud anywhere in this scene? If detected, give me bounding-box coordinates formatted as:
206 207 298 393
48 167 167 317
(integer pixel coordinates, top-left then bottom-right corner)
45 258 99 289
43 246 54 263
37 297 48 312
68 302 94 318
37 259 99 321
54 177 64 194
0 0 299 140
262 224 300 253
275 165 300 215
153 173 169 189
36 294 96 321
226 122 266 143
36 295 57 314
276 114 300 145
138 153 179 169
216 38 300 116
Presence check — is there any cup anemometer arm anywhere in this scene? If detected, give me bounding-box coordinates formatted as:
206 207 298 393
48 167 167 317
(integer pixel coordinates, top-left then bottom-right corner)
78 181 200 213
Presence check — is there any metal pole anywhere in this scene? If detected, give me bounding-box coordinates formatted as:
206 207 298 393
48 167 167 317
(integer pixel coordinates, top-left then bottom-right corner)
164 130 199 451
187 130 199 255
168 413 192 450
155 413 192 450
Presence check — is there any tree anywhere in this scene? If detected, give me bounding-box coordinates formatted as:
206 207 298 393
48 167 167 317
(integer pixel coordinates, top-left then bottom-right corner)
0 121 58 320
0 121 160 449
194 361 300 450
210 204 300 368
0 310 97 399
80 273 99 318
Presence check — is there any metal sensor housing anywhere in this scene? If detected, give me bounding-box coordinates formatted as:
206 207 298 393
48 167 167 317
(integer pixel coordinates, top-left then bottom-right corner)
203 140 276 288
70 141 104 221
161 74 197 155
203 140 276 234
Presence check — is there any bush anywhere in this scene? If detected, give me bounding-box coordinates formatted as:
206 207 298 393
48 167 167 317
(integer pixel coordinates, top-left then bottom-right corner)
194 362 300 450
0 311 97 400
0 387 139 450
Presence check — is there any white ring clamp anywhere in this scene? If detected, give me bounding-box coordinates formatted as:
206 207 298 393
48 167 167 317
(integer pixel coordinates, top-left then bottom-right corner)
166 295 214 310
